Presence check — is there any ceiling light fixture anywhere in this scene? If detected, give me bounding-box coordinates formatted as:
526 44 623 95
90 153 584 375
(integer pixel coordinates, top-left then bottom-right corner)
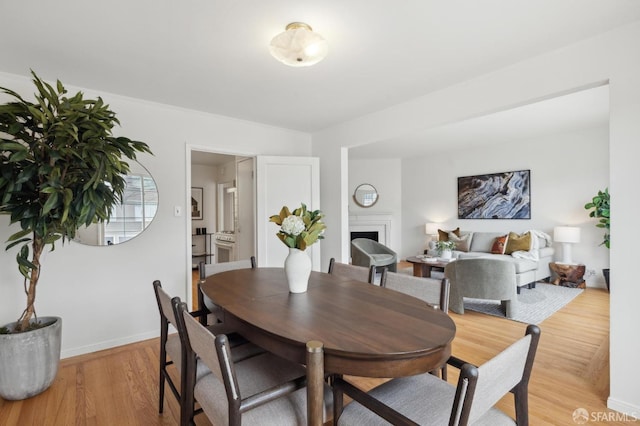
269 22 328 67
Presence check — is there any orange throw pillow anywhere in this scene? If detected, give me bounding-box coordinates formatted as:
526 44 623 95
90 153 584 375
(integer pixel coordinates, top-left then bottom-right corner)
491 235 509 254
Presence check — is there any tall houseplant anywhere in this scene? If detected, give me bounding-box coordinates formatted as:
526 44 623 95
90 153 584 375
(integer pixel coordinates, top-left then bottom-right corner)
0 71 150 399
584 188 610 289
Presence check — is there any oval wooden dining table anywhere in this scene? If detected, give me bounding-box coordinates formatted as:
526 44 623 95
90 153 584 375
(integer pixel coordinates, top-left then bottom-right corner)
200 267 456 425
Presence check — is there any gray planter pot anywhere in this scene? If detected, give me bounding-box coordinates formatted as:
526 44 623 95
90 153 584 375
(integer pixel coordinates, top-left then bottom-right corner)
0 316 62 400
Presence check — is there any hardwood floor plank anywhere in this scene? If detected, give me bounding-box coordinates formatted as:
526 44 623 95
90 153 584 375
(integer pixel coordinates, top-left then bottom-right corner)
0 281 625 425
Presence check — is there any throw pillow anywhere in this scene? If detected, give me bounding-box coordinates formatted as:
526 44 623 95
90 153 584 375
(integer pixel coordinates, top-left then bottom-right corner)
448 232 472 252
438 227 460 241
490 235 509 254
505 231 532 254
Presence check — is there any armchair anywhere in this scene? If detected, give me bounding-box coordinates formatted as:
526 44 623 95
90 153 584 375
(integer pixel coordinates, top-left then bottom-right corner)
351 238 397 273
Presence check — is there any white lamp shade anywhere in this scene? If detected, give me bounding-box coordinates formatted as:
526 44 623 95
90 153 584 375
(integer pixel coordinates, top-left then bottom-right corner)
425 223 439 236
269 22 328 67
554 226 581 243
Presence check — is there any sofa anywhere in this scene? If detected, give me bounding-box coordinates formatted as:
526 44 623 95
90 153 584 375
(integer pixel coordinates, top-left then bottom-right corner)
427 229 554 292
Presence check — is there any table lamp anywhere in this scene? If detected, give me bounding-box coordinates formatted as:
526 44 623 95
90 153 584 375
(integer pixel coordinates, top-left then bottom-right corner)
425 223 439 250
554 226 581 264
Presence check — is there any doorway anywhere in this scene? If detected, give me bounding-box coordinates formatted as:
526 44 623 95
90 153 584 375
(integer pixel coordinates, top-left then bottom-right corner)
188 148 256 306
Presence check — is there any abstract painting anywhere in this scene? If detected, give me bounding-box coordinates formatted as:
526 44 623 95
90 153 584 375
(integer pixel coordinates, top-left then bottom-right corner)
458 170 530 219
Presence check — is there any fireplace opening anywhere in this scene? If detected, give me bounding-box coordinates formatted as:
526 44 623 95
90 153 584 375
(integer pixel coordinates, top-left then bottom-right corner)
351 231 379 242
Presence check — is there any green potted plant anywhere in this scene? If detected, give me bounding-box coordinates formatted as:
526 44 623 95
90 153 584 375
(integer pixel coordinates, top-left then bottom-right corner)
435 240 456 259
584 188 610 290
0 71 151 400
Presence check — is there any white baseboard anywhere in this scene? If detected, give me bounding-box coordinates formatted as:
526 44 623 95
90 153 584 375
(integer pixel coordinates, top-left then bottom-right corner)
607 396 640 421
61 330 159 359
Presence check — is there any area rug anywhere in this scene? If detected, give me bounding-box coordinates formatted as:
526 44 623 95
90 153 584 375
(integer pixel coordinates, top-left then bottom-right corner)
464 283 583 325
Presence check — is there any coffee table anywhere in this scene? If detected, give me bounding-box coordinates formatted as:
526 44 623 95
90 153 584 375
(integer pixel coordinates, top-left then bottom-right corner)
406 256 452 278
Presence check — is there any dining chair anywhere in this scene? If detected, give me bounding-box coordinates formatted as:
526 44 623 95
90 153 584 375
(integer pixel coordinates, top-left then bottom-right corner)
380 269 450 313
174 300 334 426
153 280 265 416
328 257 377 284
379 269 451 379
152 280 210 414
197 257 256 325
334 324 541 426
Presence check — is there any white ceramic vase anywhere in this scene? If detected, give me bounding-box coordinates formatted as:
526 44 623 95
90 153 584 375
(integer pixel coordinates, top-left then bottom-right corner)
440 249 452 260
284 247 312 293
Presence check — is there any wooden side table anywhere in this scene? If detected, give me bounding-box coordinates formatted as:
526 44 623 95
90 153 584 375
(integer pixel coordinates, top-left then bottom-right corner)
549 262 586 289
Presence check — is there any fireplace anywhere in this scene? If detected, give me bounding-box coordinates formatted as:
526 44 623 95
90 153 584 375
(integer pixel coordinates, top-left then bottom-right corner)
349 214 392 247
350 231 379 242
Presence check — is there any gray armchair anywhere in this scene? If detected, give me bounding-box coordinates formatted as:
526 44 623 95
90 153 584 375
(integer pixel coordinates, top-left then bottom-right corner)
351 238 398 273
445 258 518 318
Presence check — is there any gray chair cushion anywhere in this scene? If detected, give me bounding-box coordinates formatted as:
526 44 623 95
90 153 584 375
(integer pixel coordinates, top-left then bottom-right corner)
338 374 514 425
195 352 331 425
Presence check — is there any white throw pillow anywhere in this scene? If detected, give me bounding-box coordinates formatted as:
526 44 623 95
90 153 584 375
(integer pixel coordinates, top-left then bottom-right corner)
448 232 473 252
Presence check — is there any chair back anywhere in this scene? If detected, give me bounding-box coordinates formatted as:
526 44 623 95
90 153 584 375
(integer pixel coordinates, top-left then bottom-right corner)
198 256 256 282
153 280 179 326
445 258 516 300
328 258 376 284
381 270 450 313
177 301 226 382
454 324 541 425
198 257 256 317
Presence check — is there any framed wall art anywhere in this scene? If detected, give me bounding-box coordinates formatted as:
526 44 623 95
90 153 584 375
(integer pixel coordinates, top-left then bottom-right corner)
457 170 530 219
191 187 203 220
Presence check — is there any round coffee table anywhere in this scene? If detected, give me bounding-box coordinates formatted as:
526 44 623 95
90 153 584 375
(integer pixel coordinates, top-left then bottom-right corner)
406 256 452 278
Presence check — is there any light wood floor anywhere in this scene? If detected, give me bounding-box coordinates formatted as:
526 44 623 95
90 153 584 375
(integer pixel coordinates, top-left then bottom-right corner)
0 274 620 425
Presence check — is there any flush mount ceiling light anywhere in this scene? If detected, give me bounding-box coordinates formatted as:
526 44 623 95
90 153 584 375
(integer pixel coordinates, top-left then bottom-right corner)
269 22 328 67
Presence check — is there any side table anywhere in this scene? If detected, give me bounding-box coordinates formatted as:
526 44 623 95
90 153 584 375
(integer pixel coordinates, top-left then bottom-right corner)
549 262 586 289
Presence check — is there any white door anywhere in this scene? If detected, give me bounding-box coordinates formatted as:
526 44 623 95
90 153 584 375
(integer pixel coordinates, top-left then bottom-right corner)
256 156 321 271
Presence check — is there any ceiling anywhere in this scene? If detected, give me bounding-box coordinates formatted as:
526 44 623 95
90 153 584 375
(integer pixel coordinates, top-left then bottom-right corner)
1 1 637 156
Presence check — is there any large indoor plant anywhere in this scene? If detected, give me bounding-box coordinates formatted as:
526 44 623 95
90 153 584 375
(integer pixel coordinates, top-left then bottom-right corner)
584 188 610 289
0 71 151 399
269 203 325 293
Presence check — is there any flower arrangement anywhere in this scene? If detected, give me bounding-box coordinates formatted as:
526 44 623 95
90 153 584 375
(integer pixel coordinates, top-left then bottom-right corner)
434 240 456 253
269 203 326 250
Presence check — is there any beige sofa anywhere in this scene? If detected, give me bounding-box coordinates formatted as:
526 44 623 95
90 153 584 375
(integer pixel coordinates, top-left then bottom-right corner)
428 230 554 293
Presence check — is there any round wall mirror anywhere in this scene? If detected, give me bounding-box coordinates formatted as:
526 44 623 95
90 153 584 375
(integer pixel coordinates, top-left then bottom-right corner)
74 161 158 246
353 183 379 208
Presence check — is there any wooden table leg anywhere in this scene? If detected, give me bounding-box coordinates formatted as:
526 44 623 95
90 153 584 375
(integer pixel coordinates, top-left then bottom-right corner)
306 340 324 426
413 263 432 277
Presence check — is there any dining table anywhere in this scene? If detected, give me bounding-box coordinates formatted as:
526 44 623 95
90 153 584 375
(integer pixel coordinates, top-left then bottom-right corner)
200 267 456 425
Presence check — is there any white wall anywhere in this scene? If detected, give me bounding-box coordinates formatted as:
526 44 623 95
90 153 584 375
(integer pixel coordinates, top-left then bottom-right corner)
0 71 312 358
313 21 640 417
400 125 609 287
348 158 402 251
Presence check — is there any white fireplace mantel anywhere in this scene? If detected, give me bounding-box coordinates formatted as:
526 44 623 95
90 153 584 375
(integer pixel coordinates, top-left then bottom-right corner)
349 214 392 247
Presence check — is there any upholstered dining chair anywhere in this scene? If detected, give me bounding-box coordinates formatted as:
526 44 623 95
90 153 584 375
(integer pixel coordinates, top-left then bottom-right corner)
152 280 210 414
445 258 518 318
380 269 450 313
197 256 256 325
380 269 450 379
153 281 264 416
328 257 377 284
350 238 398 273
174 300 334 426
334 324 541 426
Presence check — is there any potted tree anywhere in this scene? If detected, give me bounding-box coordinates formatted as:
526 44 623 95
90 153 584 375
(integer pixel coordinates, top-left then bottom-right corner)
584 188 610 290
0 71 151 399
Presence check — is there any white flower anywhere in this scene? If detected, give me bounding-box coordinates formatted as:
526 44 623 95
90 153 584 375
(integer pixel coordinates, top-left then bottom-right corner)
281 215 305 236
